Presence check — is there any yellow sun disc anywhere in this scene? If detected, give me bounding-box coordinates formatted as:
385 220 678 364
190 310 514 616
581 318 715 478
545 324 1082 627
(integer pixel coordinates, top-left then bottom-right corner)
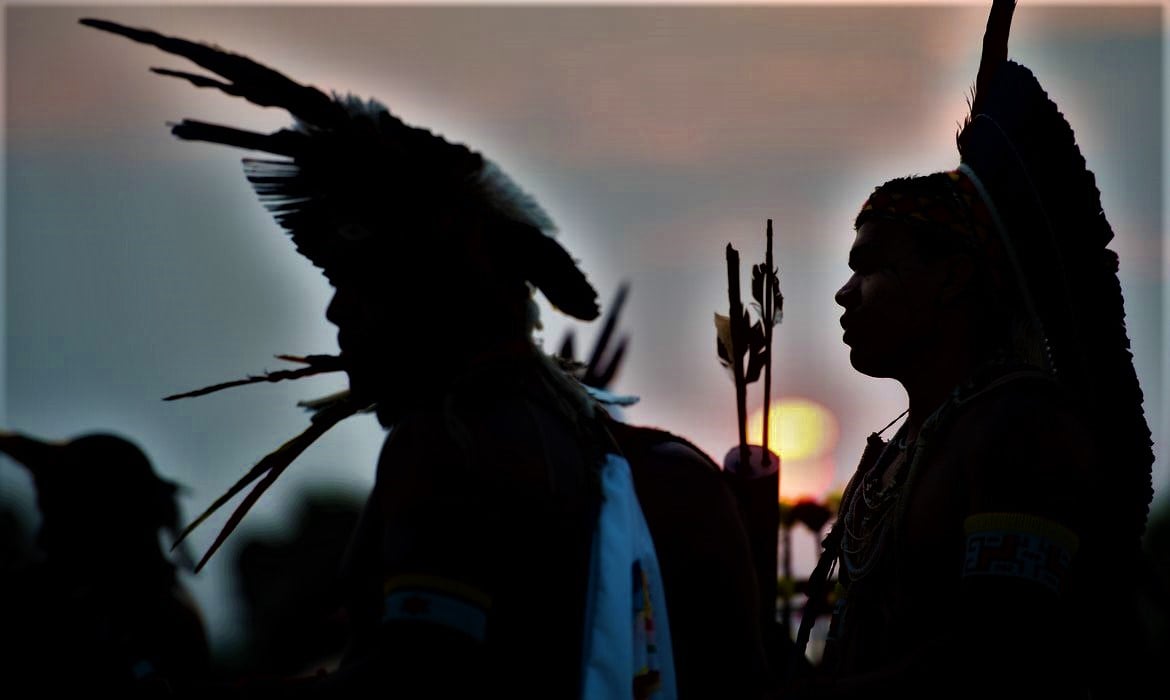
748 397 839 462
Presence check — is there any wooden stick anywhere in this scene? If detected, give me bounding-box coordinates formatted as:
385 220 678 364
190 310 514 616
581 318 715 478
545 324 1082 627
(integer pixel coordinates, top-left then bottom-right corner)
726 244 750 471
762 219 775 468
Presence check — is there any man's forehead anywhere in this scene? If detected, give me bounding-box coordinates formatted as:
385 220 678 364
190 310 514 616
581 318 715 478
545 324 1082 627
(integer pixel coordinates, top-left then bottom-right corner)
850 220 917 258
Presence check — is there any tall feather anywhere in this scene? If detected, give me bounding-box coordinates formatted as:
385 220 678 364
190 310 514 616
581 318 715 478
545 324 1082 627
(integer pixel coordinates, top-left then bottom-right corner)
956 0 1153 552
970 0 1016 117
79 18 344 126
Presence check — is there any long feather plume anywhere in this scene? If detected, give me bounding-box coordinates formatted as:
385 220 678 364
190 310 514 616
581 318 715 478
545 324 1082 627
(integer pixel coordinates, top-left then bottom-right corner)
955 0 1154 551
975 1 1016 103
163 354 345 401
174 391 367 572
79 18 344 126
964 0 1016 132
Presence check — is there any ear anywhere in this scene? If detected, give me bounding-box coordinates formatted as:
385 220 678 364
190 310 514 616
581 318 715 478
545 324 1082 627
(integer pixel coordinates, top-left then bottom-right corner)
937 253 976 307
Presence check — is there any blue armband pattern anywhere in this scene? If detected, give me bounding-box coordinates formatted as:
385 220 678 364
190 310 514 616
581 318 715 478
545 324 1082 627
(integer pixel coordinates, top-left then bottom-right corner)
382 574 492 641
962 513 1079 594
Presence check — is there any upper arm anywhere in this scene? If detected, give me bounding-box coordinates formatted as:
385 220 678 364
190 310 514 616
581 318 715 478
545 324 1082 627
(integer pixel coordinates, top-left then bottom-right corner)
346 405 596 693
957 387 1094 605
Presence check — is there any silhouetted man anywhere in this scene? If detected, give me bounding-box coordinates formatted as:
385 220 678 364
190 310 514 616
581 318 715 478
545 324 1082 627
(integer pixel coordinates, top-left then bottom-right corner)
83 17 773 699
792 2 1156 697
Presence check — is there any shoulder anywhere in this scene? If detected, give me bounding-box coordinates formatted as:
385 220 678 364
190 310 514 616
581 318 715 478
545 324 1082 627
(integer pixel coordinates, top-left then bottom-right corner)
608 419 742 523
607 419 721 475
951 371 1092 456
609 421 733 502
375 390 603 511
939 370 1095 517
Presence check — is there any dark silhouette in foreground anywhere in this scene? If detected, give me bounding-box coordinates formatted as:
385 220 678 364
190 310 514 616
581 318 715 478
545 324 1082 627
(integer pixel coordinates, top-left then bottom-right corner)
82 16 772 699
791 1 1157 697
0 430 211 697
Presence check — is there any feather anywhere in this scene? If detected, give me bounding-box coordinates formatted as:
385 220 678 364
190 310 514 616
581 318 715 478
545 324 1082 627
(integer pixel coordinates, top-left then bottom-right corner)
168 120 308 157
589 336 628 390
557 331 577 363
972 0 1016 115
581 385 640 408
296 389 376 417
714 313 735 370
583 282 630 388
508 224 600 321
175 392 365 572
81 17 601 321
79 18 343 126
162 354 345 401
953 0 1154 549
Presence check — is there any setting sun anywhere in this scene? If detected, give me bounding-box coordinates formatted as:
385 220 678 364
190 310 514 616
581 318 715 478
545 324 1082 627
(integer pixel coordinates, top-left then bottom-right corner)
747 397 839 501
747 397 838 462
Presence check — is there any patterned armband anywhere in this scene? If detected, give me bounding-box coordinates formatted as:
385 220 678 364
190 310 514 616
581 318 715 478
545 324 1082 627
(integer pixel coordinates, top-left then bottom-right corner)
382 574 492 641
962 513 1079 594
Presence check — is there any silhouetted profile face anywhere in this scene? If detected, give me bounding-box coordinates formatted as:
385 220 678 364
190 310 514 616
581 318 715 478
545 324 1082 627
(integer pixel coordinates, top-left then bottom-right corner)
323 219 539 421
835 219 959 380
325 282 406 406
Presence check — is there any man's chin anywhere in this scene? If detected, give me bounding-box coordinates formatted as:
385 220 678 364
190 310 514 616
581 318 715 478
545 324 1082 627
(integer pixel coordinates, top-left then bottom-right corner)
847 350 899 380
344 369 433 425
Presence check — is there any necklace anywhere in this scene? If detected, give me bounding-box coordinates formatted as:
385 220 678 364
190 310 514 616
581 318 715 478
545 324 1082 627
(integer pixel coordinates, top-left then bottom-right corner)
839 426 912 583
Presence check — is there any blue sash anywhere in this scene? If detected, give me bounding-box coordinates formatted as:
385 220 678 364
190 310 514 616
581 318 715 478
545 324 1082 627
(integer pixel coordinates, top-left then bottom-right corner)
580 453 677 700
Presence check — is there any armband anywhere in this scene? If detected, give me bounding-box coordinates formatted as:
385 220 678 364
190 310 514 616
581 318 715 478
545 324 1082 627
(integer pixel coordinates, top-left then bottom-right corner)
962 512 1079 594
382 574 492 641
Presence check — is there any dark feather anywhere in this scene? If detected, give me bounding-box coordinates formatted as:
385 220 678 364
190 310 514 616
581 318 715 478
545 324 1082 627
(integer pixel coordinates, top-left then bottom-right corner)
509 224 601 321
557 331 577 363
588 335 628 390
82 17 600 321
163 355 345 401
955 0 1153 548
79 18 343 126
169 120 307 157
584 282 630 386
971 0 1016 116
176 393 365 572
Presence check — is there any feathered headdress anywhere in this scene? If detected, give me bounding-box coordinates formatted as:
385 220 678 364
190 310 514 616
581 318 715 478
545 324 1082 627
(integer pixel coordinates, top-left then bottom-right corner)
81 17 602 570
953 0 1154 548
796 3 1155 667
79 18 599 320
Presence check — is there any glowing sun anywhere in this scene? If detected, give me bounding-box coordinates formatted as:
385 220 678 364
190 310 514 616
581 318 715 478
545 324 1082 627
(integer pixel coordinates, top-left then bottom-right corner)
747 397 839 501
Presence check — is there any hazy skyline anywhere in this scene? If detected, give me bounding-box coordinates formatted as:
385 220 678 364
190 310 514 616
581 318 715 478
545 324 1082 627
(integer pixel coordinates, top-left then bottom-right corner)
4 2 1165 654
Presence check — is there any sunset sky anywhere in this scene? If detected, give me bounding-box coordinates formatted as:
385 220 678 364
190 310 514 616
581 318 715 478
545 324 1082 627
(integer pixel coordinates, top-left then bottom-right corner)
3 1 1165 654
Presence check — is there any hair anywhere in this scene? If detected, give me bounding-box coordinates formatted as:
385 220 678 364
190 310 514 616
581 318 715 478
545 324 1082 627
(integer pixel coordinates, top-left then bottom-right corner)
854 172 1047 370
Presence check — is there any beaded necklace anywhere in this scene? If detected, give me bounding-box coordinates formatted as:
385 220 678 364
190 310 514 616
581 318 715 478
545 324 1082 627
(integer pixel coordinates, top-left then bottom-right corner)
839 423 914 583
835 363 1039 587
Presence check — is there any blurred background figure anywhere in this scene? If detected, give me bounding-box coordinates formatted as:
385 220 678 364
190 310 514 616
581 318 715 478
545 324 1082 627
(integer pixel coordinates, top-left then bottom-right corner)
0 430 211 697
226 488 364 681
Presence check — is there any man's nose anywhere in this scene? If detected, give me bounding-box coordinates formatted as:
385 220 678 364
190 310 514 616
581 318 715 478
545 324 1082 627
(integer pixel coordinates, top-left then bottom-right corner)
325 289 348 326
835 275 858 309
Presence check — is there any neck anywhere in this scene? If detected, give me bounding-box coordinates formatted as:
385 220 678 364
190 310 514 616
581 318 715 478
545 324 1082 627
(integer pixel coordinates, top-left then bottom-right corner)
374 335 538 428
903 387 949 445
899 335 979 444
